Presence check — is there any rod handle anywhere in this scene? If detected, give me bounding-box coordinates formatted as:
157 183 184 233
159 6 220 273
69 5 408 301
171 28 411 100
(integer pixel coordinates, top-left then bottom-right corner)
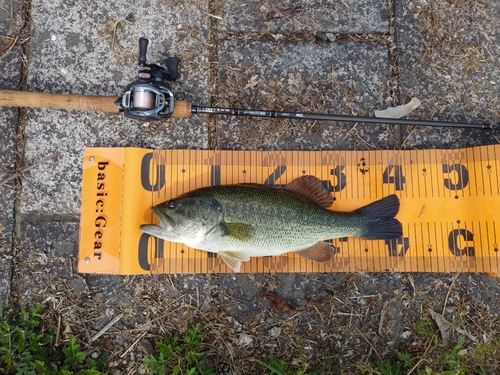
0 90 120 113
0 90 192 118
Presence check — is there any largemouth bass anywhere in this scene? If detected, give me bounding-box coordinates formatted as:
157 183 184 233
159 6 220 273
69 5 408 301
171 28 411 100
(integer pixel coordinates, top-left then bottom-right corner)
140 176 402 272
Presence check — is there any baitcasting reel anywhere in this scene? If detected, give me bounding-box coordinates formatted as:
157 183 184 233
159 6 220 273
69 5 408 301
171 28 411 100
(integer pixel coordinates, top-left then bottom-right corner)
115 38 179 121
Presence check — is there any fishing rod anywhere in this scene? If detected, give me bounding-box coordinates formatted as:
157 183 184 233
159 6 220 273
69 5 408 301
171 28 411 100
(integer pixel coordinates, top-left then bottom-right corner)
0 38 497 130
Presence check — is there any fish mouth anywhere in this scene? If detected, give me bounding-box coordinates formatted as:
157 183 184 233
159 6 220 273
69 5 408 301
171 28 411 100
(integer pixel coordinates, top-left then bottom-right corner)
151 207 176 230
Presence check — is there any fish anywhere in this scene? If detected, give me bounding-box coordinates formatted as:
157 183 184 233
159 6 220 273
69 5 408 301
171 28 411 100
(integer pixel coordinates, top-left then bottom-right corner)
140 175 402 272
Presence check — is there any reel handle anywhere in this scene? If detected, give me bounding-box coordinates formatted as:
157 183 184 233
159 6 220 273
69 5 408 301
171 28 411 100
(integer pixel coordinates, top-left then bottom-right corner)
166 57 179 80
138 38 149 66
0 90 192 118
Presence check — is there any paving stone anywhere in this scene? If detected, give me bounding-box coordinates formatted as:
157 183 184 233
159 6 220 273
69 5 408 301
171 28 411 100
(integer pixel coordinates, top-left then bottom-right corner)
0 45 23 305
17 221 80 305
396 0 500 149
216 274 267 319
217 0 389 34
0 0 23 35
17 220 153 339
394 0 500 362
402 273 500 344
395 0 500 332
215 39 395 150
18 220 159 310
22 0 210 216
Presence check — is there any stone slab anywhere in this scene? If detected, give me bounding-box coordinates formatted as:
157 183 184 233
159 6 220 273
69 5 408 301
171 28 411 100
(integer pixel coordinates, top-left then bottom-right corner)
0 45 23 305
0 0 22 36
214 272 404 359
396 0 500 148
217 0 389 34
215 39 395 150
18 220 146 345
22 0 211 217
17 221 81 305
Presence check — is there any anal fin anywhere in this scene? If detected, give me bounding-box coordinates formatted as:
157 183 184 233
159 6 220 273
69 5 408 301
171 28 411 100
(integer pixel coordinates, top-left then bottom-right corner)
219 251 251 272
295 242 335 263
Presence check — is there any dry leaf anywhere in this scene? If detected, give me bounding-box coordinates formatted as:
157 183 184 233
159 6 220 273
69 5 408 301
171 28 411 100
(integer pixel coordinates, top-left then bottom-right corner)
427 308 452 345
261 291 299 313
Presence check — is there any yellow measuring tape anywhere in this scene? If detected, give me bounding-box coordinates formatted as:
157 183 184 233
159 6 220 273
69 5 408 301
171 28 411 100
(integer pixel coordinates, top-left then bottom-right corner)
78 145 500 275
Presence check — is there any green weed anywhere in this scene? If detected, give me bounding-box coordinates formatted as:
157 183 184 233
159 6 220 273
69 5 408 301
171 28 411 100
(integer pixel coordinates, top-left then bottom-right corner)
0 303 107 374
2 302 498 375
397 351 416 369
357 359 403 375
414 320 437 339
356 337 496 375
142 323 215 375
376 360 402 375
258 355 335 375
417 338 468 375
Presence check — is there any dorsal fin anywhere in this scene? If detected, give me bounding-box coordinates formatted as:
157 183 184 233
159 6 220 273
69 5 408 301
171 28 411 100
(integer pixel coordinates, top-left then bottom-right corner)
282 175 333 208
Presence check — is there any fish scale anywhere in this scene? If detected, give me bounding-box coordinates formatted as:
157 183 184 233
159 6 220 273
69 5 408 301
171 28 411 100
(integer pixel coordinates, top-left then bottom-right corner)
203 185 364 254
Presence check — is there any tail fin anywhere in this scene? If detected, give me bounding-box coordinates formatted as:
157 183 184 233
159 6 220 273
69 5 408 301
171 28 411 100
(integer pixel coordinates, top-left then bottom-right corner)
356 194 402 240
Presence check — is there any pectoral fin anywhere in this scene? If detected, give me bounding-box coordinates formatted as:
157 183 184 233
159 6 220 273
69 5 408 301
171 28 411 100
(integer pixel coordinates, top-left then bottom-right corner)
295 242 335 263
219 251 251 272
220 223 254 241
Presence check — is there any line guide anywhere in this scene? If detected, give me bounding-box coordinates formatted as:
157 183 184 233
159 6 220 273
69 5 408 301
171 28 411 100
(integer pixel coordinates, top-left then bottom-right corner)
78 145 500 275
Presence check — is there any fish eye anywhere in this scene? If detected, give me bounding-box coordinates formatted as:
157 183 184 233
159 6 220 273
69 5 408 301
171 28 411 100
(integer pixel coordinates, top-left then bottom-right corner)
167 200 176 209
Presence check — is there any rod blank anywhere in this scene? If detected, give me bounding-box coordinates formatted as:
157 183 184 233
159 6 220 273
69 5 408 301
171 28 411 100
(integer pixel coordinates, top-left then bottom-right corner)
191 105 497 129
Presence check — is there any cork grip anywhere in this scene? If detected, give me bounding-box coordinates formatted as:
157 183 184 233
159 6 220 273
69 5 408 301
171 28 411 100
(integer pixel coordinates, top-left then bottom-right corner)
172 100 191 118
0 90 121 113
0 90 192 118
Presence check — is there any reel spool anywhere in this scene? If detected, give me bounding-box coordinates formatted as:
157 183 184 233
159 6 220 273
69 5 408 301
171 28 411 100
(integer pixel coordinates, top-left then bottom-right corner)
115 38 179 121
118 80 175 121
